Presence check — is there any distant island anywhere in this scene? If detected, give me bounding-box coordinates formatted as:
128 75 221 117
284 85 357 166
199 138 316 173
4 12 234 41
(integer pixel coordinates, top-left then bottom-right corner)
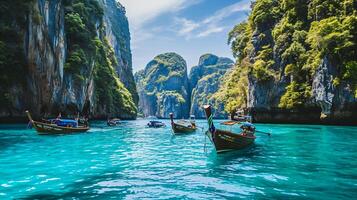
135 53 233 119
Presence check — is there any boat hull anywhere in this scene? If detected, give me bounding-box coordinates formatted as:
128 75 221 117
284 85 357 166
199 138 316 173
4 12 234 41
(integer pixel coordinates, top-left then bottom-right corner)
206 129 255 153
32 121 90 134
107 122 120 127
171 123 196 134
147 124 165 128
147 121 166 128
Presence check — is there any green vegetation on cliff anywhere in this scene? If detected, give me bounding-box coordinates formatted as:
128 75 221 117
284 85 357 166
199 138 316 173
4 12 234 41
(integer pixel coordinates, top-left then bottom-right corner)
190 54 233 118
135 52 190 118
63 0 103 80
218 0 357 113
0 0 136 118
0 1 34 108
93 38 136 116
64 0 136 116
139 53 188 88
213 60 249 113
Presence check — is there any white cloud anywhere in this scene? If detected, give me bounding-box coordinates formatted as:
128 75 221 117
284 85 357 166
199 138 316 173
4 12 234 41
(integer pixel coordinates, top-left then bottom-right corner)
175 18 200 37
175 0 251 38
197 26 225 38
120 0 201 31
118 0 251 70
202 0 251 25
119 0 202 47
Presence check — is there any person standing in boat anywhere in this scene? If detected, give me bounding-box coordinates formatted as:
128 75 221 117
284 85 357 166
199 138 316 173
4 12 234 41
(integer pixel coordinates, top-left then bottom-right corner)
56 113 62 120
76 113 83 128
53 112 62 124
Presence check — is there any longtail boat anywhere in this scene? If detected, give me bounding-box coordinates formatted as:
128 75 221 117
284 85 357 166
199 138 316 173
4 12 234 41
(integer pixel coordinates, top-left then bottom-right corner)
26 111 90 134
203 105 256 153
146 121 166 128
169 113 196 134
107 118 121 126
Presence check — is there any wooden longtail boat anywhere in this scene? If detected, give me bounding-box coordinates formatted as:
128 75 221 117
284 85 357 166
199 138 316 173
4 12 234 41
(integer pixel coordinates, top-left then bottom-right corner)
169 113 196 134
26 111 90 134
203 105 255 153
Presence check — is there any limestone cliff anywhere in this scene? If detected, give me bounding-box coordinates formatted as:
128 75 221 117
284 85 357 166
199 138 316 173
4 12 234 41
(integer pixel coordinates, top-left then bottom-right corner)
135 53 190 118
218 0 357 124
189 54 233 118
102 0 138 104
0 0 137 121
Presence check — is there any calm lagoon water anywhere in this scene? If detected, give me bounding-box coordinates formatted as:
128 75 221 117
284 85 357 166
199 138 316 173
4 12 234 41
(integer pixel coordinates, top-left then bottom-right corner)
0 120 356 199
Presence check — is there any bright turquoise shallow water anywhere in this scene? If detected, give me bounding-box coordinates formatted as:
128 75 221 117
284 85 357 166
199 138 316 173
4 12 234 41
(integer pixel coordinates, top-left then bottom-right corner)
0 120 356 199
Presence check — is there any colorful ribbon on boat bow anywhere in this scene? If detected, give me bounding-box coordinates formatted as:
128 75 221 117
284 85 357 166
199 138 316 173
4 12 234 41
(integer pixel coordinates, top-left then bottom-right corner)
208 114 216 134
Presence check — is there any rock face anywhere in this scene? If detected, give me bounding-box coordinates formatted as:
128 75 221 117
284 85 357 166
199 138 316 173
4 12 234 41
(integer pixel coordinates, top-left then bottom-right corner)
135 53 233 119
248 55 357 125
189 54 233 118
135 53 190 118
102 0 138 104
311 57 356 122
246 19 356 124
0 0 137 121
220 0 357 124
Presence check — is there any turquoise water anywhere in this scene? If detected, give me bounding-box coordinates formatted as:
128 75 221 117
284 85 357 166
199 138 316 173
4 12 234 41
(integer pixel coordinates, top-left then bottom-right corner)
0 120 356 199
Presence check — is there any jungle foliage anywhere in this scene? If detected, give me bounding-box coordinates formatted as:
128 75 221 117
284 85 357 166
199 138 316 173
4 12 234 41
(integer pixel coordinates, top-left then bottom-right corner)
64 0 136 115
0 1 34 107
217 0 357 113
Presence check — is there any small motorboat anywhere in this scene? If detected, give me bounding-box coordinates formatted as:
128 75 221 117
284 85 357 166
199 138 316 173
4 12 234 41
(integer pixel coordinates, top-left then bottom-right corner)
107 118 121 126
26 111 89 134
146 120 166 128
169 113 196 134
203 105 256 153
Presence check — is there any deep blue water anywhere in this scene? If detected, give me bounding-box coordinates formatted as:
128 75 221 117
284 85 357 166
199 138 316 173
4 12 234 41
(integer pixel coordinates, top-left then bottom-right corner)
0 120 356 199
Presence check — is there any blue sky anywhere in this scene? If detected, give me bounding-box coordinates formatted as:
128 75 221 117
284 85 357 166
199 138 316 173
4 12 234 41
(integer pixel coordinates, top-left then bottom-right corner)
119 0 252 72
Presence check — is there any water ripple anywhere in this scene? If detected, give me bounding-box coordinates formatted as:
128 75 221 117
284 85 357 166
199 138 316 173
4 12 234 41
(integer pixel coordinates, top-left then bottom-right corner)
0 120 356 199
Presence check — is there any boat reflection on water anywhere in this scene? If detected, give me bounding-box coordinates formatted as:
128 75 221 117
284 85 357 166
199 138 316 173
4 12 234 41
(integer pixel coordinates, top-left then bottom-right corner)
205 144 264 168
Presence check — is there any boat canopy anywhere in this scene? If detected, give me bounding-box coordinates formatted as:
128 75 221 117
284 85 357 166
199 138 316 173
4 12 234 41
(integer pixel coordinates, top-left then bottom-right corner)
220 121 240 126
241 122 255 129
189 115 195 121
50 119 78 127
176 120 192 127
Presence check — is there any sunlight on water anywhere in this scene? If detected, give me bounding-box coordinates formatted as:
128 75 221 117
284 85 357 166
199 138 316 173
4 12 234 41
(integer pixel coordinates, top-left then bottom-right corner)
0 120 356 199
